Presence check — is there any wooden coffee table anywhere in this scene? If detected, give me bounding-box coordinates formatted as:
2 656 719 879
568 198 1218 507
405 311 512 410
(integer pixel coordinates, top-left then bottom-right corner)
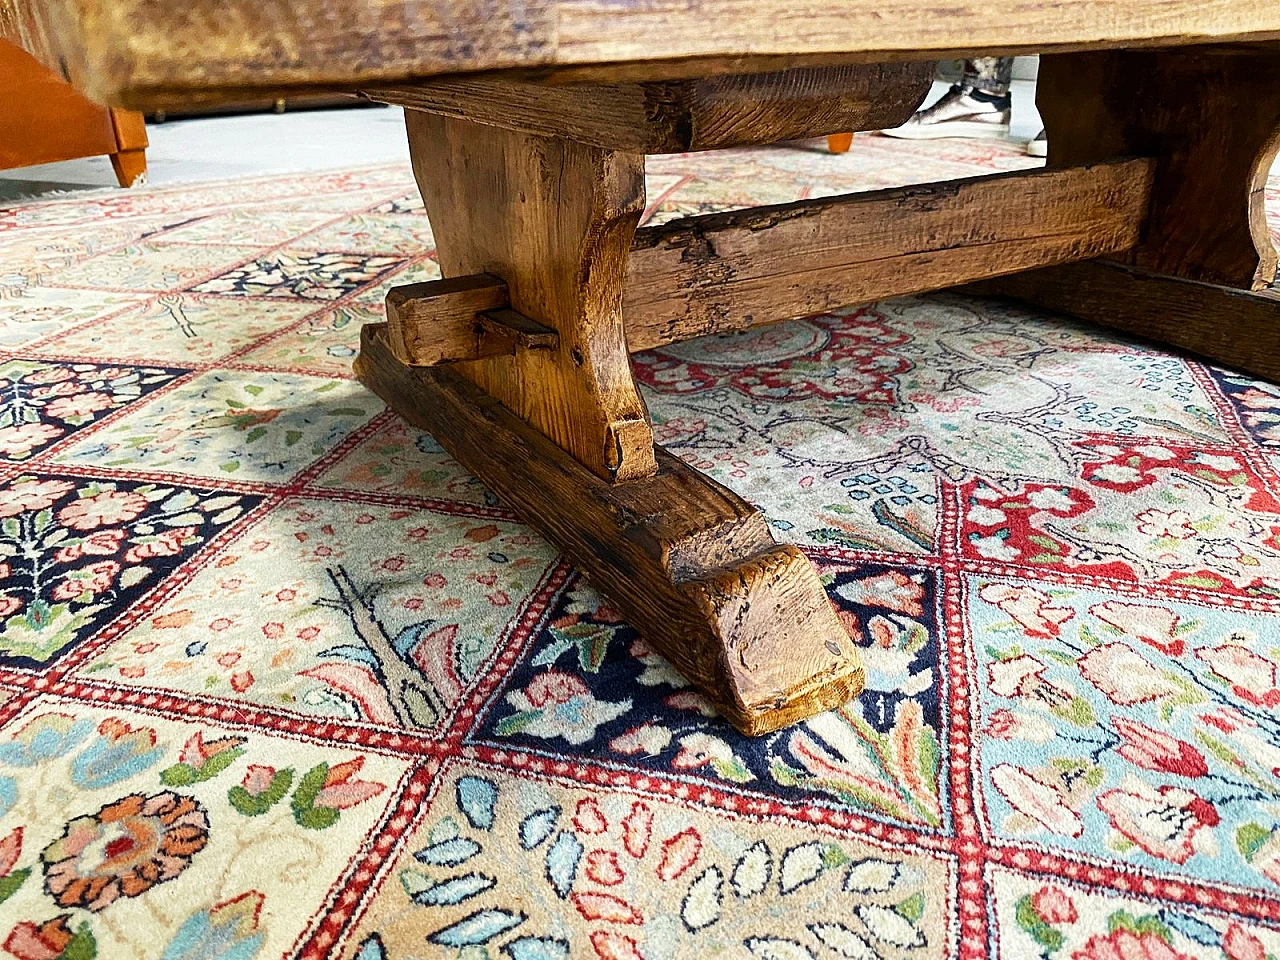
7 0 1280 734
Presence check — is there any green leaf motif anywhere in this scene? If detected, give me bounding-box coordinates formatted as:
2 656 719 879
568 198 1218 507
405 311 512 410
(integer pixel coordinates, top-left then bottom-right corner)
1237 823 1270 860
1014 895 1064 954
895 891 926 923
1107 910 1172 944
228 767 294 817
291 763 337 829
63 923 97 960
494 709 541 737
0 867 29 906
159 763 198 787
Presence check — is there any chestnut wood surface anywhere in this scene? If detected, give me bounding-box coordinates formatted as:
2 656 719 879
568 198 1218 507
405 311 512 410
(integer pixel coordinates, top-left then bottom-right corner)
366 62 932 153
383 158 1153 366
6 0 1280 111
356 323 865 736
406 109 657 483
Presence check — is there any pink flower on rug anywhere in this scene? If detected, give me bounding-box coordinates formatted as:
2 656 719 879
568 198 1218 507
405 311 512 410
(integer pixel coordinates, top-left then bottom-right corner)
179 731 247 772
124 526 197 563
990 764 1084 837
1089 601 1184 655
0 595 19 618
525 670 589 708
1030 885 1077 924
1222 924 1267 960
1071 929 1193 960
240 765 277 797
22 367 74 385
58 490 148 531
1078 644 1179 705
986 709 1055 742
0 827 22 876
1096 782 1219 863
835 570 925 616
3 917 78 960
54 529 127 563
0 478 74 518
313 757 384 810
979 584 1075 639
45 391 112 421
51 560 120 601
0 422 62 458
1112 719 1208 778
987 655 1073 711
1196 645 1280 708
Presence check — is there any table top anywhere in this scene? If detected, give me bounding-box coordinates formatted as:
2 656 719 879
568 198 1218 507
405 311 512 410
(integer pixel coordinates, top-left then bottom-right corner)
3 0 1279 111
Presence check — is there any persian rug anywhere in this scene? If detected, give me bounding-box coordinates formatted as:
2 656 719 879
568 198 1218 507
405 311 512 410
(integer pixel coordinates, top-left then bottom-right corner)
1 131 1280 960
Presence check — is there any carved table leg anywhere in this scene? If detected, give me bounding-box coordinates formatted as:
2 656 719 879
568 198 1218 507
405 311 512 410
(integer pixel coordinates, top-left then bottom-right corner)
966 48 1280 383
355 110 863 735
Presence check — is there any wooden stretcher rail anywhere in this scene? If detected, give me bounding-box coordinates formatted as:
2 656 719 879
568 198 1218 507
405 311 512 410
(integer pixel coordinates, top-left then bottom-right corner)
387 157 1155 366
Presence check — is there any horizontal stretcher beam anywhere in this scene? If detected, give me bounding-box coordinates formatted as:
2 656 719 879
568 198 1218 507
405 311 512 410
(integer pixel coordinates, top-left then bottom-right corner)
386 157 1155 366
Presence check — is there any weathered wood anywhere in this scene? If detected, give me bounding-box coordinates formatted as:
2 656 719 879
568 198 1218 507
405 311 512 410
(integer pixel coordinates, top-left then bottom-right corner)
9 0 1280 111
407 110 656 482
1038 48 1280 289
477 309 560 351
964 260 1280 385
366 63 932 152
355 323 864 736
384 158 1155 366
385 275 511 366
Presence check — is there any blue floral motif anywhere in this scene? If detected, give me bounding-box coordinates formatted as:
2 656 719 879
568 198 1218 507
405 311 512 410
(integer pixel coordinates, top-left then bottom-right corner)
70 719 165 789
162 891 266 960
0 713 93 766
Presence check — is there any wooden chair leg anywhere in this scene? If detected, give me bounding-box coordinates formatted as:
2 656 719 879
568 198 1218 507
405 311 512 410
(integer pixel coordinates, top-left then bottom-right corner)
109 147 147 186
356 110 863 735
827 132 854 153
967 48 1280 383
108 109 148 187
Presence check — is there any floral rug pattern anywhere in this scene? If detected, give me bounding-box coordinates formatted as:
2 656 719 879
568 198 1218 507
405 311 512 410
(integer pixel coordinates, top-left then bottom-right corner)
2 134 1280 958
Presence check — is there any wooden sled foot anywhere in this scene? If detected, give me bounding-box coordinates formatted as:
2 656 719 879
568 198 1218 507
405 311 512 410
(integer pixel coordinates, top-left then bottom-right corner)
355 323 864 736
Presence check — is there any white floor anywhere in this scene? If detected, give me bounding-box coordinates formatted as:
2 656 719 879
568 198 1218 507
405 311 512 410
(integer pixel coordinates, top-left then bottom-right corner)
0 80 1044 201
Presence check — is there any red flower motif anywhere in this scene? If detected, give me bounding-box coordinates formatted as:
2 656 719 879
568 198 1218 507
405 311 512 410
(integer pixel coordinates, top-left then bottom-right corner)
54 529 127 564
1096 784 1219 864
123 527 197 563
0 827 22 875
42 792 209 911
50 560 120 602
314 757 384 810
178 731 246 770
45 391 113 421
525 671 589 708
0 596 19 618
240 765 277 797
1223 924 1267 960
3 917 76 960
1030 885 1078 925
0 478 74 518
58 491 148 531
1070 929 1193 960
1112 718 1208 778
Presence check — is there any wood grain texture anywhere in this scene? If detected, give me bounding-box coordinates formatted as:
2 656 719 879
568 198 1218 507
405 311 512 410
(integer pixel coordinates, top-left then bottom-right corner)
964 260 1280 384
1038 48 1280 289
623 158 1154 350
366 63 932 152
384 158 1153 364
8 0 1280 110
408 110 656 482
355 323 864 736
